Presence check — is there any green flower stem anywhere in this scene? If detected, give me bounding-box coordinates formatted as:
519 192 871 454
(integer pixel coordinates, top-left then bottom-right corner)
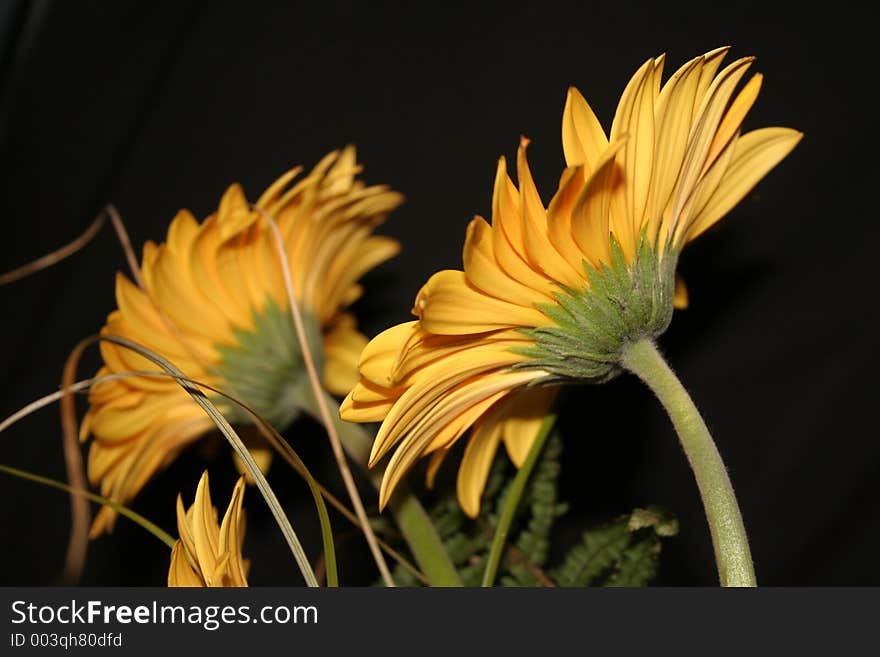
482 412 557 587
0 462 176 549
301 389 462 587
620 338 756 587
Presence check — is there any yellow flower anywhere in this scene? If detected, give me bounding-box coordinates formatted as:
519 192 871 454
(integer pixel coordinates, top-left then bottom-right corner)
341 48 801 517
82 147 402 536
168 471 248 587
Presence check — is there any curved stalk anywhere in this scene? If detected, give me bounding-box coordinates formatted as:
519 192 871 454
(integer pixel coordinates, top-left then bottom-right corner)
481 412 557 587
256 205 394 587
620 338 756 587
0 463 175 549
299 388 463 587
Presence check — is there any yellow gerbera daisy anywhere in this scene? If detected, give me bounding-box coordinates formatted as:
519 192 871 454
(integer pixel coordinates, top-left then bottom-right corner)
341 47 801 518
82 147 402 535
168 471 248 587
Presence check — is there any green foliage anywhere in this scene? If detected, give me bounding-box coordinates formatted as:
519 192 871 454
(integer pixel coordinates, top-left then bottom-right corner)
551 506 678 587
383 431 677 587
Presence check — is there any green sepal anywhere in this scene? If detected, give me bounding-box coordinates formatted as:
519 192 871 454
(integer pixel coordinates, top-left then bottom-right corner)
513 231 678 384
212 298 323 430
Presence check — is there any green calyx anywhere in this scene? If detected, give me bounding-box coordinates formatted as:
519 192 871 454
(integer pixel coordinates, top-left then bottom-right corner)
514 232 678 384
213 298 323 430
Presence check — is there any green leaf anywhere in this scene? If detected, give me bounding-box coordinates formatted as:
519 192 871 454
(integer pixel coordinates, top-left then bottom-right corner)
551 507 678 587
380 426 677 588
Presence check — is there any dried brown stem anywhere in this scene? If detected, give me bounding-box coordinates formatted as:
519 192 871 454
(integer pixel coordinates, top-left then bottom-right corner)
0 209 106 285
254 205 395 587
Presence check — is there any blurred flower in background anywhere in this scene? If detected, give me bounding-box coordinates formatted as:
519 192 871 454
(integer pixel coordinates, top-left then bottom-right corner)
82 147 402 535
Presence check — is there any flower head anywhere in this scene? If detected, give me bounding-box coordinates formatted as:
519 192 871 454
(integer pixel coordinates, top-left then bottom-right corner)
82 147 402 535
341 48 801 516
168 471 248 587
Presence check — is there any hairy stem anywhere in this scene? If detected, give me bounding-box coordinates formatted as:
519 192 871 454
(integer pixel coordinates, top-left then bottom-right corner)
620 338 756 587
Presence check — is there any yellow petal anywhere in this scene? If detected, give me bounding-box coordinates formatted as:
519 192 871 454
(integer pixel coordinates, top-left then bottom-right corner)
517 139 584 288
119 414 214 501
379 369 544 508
88 386 180 439
217 477 248 587
415 270 549 335
500 385 559 467
370 348 532 465
693 46 731 117
547 166 590 275
570 139 628 267
191 215 253 329
114 273 215 368
318 235 401 322
254 167 303 209
490 158 558 298
562 86 609 170
425 447 450 489
393 328 529 384
340 389 397 422
464 216 552 306
686 127 802 242
673 275 689 309
192 472 220 575
175 494 199 574
380 387 510 510
168 541 205 587
217 183 259 240
651 54 666 98
322 314 369 395
670 57 755 239
165 209 200 255
703 73 763 173
680 134 737 234
609 58 656 255
86 438 138 487
357 321 418 387
150 241 234 344
457 414 505 518
648 54 704 235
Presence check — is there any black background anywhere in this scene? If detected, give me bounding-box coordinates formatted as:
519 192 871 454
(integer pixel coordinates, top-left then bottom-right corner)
0 0 876 586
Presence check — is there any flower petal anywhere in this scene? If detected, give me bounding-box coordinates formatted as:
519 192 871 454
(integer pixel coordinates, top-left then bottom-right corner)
500 385 559 467
322 314 369 395
490 158 558 297
562 86 609 171
669 57 755 239
379 369 544 509
517 139 585 289
415 270 549 335
570 139 628 267
463 216 550 306
457 413 505 518
370 348 532 465
686 127 802 241
357 321 418 387
609 57 656 257
547 166 590 274
648 54 704 236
